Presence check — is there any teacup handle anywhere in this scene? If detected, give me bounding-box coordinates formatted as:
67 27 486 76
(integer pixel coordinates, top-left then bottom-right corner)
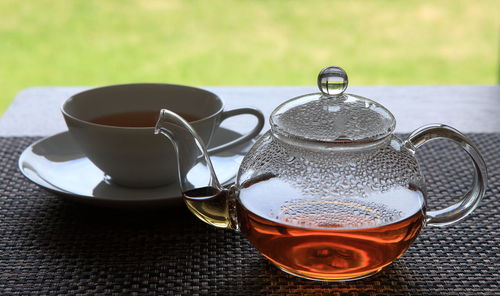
406 124 487 226
207 108 265 154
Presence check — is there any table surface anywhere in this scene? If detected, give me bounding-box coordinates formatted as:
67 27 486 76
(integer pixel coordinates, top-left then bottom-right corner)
0 134 497 295
0 85 499 136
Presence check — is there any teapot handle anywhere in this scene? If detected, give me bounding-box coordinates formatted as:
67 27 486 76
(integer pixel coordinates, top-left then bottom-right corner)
405 124 487 226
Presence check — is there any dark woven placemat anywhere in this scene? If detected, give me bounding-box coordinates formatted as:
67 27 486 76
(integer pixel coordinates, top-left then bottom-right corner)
0 134 498 296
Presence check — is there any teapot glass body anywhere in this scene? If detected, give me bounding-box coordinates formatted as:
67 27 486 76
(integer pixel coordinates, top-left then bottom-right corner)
233 131 425 280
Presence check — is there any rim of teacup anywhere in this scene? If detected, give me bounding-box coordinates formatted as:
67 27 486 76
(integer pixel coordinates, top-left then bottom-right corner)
61 83 224 130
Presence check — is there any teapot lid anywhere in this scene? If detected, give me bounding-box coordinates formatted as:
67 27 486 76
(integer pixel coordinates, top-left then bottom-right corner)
270 66 395 144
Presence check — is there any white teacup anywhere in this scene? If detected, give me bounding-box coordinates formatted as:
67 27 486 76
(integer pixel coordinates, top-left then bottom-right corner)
61 83 264 188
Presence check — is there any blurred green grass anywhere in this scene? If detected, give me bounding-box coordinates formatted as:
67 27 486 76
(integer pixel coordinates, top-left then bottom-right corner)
0 0 497 114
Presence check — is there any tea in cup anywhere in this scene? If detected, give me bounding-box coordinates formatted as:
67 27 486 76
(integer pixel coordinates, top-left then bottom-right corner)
62 83 264 187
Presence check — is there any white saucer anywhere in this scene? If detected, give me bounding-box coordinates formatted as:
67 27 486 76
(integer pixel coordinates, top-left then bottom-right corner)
19 128 252 208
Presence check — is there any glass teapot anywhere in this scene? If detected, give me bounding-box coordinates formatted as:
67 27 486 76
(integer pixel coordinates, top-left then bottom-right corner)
154 66 487 281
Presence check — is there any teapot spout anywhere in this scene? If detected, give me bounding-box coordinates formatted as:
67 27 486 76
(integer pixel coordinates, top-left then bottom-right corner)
154 109 234 229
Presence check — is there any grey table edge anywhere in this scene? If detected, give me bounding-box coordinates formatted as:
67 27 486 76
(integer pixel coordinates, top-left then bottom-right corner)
0 85 498 136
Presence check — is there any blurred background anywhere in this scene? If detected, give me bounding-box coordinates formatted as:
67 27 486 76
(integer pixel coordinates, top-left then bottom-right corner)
0 0 497 114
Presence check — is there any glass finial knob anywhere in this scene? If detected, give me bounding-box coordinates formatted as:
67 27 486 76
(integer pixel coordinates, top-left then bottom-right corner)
318 66 348 96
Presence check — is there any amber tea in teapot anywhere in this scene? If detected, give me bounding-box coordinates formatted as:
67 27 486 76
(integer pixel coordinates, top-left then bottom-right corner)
184 176 426 280
237 177 425 280
157 66 487 281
